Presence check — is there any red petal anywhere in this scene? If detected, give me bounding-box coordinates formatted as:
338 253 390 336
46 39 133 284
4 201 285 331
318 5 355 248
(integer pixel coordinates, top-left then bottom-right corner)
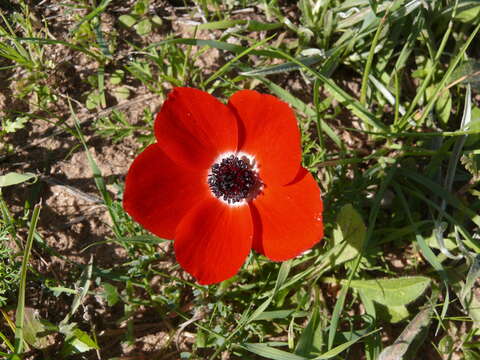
155 87 238 170
123 144 210 239
251 168 323 260
174 198 253 284
228 90 302 185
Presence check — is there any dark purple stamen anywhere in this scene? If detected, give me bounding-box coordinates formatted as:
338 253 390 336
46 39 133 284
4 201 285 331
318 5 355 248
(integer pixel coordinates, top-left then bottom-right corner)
208 155 260 204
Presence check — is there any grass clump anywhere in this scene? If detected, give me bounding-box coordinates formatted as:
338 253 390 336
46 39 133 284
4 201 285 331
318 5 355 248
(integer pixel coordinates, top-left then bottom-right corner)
0 234 19 307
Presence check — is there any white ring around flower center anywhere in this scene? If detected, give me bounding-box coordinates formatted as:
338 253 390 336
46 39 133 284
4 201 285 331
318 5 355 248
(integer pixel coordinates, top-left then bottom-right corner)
207 151 262 207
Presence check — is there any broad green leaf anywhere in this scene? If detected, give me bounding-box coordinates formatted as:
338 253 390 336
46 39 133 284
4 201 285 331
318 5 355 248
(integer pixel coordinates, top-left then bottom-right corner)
133 0 148 15
102 283 120 307
426 85 452 125
435 89 452 125
23 308 49 349
196 328 207 348
455 3 480 23
3 116 28 133
70 328 98 351
438 334 454 354
378 307 432 360
60 324 99 355
328 204 366 268
112 86 130 101
425 232 457 251
86 91 102 110
134 19 152 36
119 14 137 28
109 69 124 85
347 276 431 306
450 60 480 91
375 303 410 323
0 172 36 187
152 15 163 26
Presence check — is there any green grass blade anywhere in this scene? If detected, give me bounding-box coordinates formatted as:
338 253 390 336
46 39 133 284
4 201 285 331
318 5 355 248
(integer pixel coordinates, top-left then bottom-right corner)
393 181 454 283
295 306 320 356
268 49 387 132
260 78 341 146
369 74 406 115
242 343 308 360
360 6 390 105
400 168 480 230
392 9 424 73
435 84 472 259
443 85 471 196
70 0 112 34
399 22 480 130
208 261 292 360
315 328 380 359
61 258 93 325
240 55 325 77
16 37 103 62
204 34 276 86
147 38 282 59
247 260 292 324
68 99 122 237
197 19 282 31
13 202 41 354
0 329 14 352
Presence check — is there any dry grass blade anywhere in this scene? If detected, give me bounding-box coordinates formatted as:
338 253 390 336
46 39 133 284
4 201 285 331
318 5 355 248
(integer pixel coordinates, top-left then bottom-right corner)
378 307 433 360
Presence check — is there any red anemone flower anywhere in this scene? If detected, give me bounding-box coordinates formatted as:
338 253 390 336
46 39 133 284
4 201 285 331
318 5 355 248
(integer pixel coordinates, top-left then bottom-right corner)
123 87 324 285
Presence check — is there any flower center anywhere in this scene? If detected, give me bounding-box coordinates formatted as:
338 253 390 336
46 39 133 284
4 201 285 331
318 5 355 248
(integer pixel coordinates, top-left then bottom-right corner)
208 154 261 204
